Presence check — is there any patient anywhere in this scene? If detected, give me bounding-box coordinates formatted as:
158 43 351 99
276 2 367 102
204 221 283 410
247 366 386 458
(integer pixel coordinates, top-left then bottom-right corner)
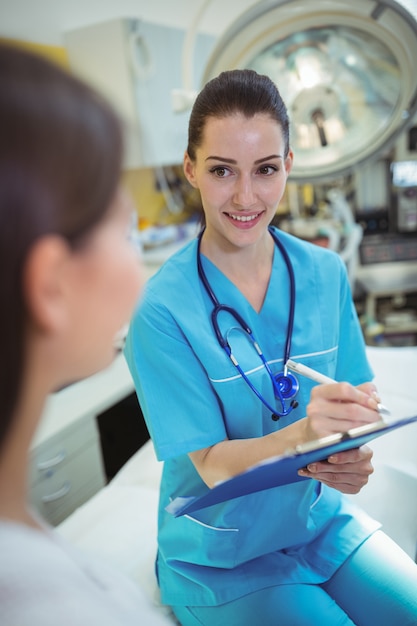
0 43 167 625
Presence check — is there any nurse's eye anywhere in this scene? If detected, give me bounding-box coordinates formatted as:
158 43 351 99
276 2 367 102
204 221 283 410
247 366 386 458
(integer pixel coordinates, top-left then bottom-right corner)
257 165 278 176
209 166 232 178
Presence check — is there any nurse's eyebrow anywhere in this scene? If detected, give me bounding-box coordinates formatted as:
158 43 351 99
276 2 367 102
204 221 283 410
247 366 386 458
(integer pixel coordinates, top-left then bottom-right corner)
205 156 236 163
254 154 283 164
205 154 282 164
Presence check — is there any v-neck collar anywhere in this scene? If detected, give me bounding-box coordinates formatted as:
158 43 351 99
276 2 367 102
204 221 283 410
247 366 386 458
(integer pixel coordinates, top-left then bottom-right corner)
199 244 283 317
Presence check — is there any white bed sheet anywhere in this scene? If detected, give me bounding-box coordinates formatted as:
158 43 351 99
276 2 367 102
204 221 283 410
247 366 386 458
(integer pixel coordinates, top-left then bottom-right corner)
348 346 417 558
57 444 172 621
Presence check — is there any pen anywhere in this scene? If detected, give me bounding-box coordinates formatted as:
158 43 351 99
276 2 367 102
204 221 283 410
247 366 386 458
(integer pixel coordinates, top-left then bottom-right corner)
286 359 391 417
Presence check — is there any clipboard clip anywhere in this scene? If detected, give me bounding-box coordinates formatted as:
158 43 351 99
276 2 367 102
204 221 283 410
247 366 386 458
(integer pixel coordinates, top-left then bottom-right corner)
293 418 388 455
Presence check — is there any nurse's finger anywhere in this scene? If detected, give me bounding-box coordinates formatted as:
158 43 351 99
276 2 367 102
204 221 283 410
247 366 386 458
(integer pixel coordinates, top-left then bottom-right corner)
298 465 372 494
301 446 374 476
299 459 373 479
326 445 373 466
309 381 379 410
306 401 380 437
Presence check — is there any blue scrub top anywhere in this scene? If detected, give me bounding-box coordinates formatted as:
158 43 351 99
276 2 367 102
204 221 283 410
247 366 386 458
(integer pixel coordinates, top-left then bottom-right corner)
125 227 379 607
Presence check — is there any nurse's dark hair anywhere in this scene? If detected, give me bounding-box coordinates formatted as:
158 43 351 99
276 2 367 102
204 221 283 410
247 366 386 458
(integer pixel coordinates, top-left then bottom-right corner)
187 68 290 161
0 43 123 450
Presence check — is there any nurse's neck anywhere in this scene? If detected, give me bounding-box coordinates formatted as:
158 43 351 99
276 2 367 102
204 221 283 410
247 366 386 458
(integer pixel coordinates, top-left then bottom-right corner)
200 228 274 276
201 230 274 312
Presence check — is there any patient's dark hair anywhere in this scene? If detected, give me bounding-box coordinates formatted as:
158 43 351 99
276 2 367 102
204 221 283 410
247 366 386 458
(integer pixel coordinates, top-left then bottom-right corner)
0 43 123 449
187 68 290 161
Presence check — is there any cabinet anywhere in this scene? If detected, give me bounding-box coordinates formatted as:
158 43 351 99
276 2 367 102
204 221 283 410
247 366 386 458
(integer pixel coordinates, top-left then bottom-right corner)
30 414 105 526
30 353 136 526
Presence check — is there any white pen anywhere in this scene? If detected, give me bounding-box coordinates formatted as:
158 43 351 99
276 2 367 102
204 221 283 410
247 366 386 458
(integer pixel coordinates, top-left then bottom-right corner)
286 359 391 417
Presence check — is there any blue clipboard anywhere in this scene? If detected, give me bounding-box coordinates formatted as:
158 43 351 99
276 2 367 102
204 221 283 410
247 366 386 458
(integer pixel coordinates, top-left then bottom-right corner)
166 414 417 517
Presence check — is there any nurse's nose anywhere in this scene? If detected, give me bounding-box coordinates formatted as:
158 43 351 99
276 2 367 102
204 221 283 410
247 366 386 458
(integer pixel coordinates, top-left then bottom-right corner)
232 174 257 207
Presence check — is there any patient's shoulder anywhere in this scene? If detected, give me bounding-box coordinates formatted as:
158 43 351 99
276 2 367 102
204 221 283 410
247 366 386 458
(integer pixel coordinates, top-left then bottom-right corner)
0 520 171 625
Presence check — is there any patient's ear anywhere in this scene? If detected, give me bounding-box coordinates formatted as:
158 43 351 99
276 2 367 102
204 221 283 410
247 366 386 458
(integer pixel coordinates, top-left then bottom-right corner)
23 236 72 333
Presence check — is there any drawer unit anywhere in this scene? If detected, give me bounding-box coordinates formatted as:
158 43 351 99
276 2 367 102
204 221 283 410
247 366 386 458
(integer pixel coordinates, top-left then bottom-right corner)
30 414 106 526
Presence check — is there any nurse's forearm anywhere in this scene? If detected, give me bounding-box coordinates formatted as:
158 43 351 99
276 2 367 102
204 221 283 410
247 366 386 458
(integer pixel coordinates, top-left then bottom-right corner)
189 381 382 488
189 418 310 488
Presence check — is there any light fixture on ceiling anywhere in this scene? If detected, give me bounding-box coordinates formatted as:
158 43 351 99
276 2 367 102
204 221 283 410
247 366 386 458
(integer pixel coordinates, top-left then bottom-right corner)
202 0 417 181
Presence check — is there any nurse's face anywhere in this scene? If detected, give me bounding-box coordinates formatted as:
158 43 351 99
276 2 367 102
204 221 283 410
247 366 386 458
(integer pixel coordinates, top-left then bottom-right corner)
184 113 293 250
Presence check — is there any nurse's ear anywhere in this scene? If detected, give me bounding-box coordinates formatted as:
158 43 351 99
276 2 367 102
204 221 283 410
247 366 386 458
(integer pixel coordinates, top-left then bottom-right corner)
23 235 72 334
284 149 294 177
183 151 198 189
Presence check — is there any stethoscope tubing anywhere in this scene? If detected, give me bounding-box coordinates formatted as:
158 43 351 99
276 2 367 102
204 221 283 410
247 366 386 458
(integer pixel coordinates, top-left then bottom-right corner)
197 226 298 419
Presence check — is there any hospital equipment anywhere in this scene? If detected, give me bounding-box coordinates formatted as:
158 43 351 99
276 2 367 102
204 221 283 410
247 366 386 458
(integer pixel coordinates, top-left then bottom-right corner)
201 0 417 183
197 227 299 419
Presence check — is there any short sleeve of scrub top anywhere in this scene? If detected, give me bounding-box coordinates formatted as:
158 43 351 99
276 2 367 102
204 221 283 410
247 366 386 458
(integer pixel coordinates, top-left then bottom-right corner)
124 245 230 461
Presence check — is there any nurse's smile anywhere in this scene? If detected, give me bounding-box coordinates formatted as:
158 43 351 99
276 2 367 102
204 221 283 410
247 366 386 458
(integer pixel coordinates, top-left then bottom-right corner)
223 210 265 229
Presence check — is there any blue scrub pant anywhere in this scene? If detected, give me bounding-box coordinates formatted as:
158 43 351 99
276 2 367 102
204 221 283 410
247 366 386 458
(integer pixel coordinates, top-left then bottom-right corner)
172 531 417 626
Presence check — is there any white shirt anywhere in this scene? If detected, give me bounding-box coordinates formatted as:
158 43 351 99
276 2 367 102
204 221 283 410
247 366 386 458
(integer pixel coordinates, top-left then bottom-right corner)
0 520 171 625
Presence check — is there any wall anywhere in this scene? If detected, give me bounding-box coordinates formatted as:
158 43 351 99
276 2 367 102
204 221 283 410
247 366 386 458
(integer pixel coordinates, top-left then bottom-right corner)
0 1 261 225
0 0 259 44
0 35 166 224
1 0 415 47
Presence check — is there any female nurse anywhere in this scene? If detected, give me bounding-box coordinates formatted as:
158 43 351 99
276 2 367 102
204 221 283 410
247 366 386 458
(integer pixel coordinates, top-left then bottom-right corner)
125 69 417 625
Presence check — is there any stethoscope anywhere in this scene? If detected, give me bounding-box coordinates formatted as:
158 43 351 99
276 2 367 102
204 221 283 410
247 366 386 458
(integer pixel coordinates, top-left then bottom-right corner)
197 227 299 421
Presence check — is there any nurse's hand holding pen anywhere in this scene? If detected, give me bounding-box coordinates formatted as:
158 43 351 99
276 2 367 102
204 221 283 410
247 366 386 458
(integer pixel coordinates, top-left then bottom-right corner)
306 379 383 437
297 380 381 494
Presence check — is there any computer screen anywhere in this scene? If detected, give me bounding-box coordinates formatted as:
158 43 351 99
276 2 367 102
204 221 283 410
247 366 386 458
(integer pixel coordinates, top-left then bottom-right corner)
391 160 417 187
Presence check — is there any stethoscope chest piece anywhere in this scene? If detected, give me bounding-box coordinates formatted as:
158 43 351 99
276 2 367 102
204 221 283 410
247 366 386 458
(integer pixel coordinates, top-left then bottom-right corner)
274 371 299 399
271 371 299 421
